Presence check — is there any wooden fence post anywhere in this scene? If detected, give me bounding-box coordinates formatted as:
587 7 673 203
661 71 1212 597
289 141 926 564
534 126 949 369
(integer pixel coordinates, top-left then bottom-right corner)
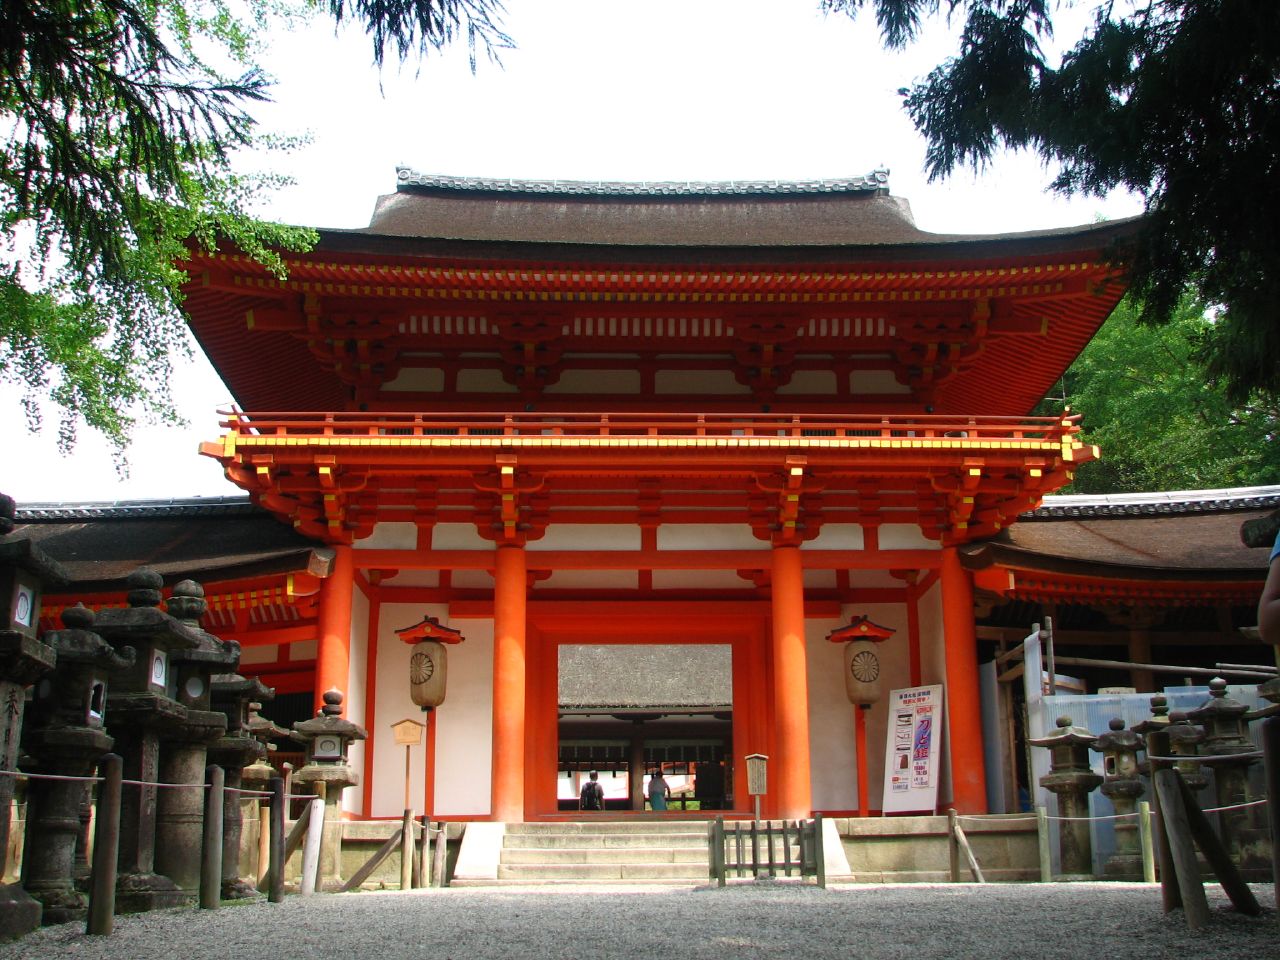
200 765 224 910
86 754 122 936
1035 805 1052 882
268 776 285 903
300 797 324 896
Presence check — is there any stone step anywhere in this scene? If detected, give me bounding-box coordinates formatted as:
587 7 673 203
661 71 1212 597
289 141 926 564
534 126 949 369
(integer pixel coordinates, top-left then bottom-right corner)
504 820 710 836
496 862 711 881
503 832 710 850
502 846 708 865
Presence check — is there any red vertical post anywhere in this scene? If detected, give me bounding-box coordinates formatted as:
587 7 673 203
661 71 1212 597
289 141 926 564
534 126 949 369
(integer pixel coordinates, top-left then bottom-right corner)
940 546 988 813
492 543 527 822
315 544 354 714
770 543 812 819
855 707 869 817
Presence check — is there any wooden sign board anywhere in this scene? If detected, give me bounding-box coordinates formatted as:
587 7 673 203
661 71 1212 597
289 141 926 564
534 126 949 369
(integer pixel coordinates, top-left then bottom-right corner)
392 718 425 746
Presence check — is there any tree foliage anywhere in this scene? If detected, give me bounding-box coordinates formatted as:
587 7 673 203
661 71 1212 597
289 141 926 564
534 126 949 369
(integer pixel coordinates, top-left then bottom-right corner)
1036 296 1279 494
826 0 1280 404
0 0 507 455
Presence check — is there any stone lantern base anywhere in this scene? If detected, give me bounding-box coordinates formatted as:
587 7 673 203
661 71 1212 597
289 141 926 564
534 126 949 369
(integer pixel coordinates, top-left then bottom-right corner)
0 885 41 940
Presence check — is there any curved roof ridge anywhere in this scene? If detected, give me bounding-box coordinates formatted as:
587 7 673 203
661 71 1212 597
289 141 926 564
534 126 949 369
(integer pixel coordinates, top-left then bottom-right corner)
395 166 893 197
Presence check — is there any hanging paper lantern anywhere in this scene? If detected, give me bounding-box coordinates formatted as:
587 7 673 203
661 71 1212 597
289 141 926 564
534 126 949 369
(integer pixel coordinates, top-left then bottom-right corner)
828 615 896 707
395 614 465 711
409 639 448 709
843 639 882 706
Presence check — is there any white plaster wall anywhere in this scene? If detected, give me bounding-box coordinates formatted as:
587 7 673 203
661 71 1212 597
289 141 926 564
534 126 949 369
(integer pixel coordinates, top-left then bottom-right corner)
837 602 914 813
850 369 911 395
879 524 934 549
343 586 370 816
528 525 640 551
431 524 491 550
545 369 641 394
654 369 751 395
657 524 762 551
381 570 440 587
806 615 855 812
355 522 418 550
451 570 495 590
239 644 277 665
540 570 638 590
805 524 864 550
432 615 494 817
803 570 836 590
457 369 518 393
382 367 444 392
651 569 755 591
776 370 837 395
369 603 494 819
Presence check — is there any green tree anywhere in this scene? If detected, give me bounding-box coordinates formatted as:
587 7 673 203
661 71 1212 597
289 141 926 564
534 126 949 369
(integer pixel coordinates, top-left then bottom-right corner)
0 0 508 455
1038 296 1280 494
825 0 1280 404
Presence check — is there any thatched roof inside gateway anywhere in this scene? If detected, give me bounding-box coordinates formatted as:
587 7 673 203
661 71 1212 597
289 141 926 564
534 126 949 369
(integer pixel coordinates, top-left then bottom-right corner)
557 644 732 710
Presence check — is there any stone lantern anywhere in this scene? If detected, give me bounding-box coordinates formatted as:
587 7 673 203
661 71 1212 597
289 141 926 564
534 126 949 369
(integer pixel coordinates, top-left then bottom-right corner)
209 673 274 899
0 494 62 938
395 615 464 711
1164 711 1209 792
240 700 288 890
291 690 367 890
1184 678 1269 876
1027 715 1102 879
21 605 133 924
93 568 200 912
1091 718 1145 879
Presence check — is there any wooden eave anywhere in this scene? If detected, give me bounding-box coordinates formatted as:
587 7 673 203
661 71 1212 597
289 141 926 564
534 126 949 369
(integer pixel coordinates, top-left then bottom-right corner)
179 220 1132 417
960 541 1265 607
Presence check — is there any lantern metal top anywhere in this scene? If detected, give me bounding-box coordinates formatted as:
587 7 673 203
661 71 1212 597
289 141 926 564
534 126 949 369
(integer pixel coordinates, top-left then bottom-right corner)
395 615 464 645
826 616 896 644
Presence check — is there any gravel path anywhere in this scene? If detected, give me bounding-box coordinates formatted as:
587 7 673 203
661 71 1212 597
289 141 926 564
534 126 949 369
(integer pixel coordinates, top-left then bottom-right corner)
4 881 1275 960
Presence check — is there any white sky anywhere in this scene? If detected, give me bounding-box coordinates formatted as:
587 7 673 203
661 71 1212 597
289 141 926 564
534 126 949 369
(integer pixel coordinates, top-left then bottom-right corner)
2 1 1144 505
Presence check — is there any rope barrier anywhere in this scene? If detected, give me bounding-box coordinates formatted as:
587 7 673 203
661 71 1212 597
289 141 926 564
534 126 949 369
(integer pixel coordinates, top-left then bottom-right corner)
1145 751 1264 763
1201 798 1268 813
0 768 310 798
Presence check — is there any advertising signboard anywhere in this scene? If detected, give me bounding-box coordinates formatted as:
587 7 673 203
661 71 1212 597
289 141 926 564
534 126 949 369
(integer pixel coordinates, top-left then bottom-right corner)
881 684 944 814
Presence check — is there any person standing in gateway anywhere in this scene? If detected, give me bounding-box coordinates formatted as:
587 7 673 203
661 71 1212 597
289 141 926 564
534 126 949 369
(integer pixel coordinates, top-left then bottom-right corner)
647 769 670 811
580 771 604 811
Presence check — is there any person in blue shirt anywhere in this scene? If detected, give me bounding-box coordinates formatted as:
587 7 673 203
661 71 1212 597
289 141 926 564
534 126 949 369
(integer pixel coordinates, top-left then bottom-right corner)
1260 531 1280 646
647 769 670 811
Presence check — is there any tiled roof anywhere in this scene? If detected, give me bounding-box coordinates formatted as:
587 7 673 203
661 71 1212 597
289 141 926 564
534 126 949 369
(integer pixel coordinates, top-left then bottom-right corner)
16 496 258 521
394 167 892 197
1025 485 1280 520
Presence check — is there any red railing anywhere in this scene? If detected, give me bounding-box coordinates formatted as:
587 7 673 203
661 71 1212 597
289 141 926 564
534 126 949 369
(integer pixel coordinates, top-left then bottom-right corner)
217 410 1082 445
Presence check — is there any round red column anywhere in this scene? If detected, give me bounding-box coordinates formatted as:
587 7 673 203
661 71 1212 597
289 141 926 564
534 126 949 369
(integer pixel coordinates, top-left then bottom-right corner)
315 544 354 715
940 546 988 813
491 543 527 822
770 543 812 819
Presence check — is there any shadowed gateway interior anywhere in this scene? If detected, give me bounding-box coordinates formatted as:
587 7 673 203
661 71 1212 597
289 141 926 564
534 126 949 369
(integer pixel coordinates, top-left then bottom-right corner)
556 644 732 812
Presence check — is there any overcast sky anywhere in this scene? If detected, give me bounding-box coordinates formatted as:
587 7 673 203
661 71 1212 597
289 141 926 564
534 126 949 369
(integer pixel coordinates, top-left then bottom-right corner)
2 1 1144 505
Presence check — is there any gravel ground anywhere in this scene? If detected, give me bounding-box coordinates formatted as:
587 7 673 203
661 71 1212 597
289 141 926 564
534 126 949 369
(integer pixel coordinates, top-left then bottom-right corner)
3 881 1275 960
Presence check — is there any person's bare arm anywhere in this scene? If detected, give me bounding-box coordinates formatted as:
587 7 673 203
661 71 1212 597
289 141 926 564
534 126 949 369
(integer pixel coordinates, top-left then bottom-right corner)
1260 551 1280 646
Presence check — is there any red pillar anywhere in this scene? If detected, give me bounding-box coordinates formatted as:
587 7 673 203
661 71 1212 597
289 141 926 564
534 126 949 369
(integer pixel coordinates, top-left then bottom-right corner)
940 546 988 813
315 544 354 715
770 543 812 819
491 543 527 822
